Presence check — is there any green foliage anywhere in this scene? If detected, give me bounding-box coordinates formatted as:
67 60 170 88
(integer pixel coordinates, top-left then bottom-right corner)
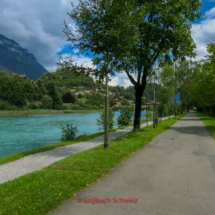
46 82 63 109
71 105 84 110
92 105 100 110
85 93 105 106
117 108 133 126
39 70 94 88
63 0 202 129
0 100 17 110
157 103 167 117
41 95 52 109
29 102 38 109
143 111 153 120
60 123 79 142
97 108 115 131
0 75 43 107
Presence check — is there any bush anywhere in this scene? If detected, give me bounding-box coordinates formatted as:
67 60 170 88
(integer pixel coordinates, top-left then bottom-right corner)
71 105 84 110
76 101 85 108
42 95 52 109
117 108 133 126
0 100 17 110
97 108 115 131
92 105 99 110
157 103 166 117
62 104 71 110
143 111 153 120
29 102 38 109
60 123 79 141
54 104 63 110
78 93 83 98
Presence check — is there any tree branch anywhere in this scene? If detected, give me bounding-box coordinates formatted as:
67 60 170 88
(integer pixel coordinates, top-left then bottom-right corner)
125 70 137 86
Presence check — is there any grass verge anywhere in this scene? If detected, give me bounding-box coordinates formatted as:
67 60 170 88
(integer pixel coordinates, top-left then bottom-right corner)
0 114 185 215
196 112 215 139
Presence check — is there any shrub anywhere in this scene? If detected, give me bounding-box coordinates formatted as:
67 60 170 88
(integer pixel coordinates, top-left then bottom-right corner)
29 102 38 109
97 108 115 131
0 100 17 110
62 104 71 110
71 105 84 110
143 111 153 120
92 105 99 110
76 101 85 108
60 123 79 141
117 108 133 126
54 104 63 110
42 95 52 109
157 103 165 117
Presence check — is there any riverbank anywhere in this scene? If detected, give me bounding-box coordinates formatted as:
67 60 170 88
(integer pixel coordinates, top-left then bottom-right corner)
0 109 101 117
0 114 185 215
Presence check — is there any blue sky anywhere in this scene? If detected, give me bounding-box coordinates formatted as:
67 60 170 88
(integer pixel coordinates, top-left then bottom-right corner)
0 0 215 87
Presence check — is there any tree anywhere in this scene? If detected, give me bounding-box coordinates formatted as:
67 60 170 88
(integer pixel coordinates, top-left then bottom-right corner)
60 0 137 147
97 108 115 131
113 0 202 130
46 82 63 109
117 108 133 126
159 64 175 119
60 0 202 133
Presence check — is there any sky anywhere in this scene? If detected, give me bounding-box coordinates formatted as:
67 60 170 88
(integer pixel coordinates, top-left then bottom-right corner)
0 0 215 88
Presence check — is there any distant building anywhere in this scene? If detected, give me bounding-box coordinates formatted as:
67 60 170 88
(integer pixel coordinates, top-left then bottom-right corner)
114 99 119 102
62 92 75 104
14 74 28 79
70 89 76 92
35 101 42 106
85 90 94 94
31 81 38 87
61 85 67 90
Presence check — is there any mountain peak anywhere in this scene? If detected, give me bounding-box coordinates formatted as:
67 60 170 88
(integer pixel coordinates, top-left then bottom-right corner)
0 34 47 80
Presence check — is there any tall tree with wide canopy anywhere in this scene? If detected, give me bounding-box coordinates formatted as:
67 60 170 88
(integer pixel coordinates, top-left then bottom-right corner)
61 0 202 131
114 0 202 130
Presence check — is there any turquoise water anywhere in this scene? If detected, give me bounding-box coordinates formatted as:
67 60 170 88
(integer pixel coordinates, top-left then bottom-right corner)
0 111 146 158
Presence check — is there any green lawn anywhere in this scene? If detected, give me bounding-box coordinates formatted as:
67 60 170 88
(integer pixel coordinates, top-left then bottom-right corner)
196 112 215 139
0 114 185 215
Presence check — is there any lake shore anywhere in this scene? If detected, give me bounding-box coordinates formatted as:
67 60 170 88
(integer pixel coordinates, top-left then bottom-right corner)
0 109 101 117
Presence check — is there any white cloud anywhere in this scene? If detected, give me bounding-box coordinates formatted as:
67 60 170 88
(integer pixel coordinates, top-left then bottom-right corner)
0 0 80 72
109 72 135 88
191 7 215 61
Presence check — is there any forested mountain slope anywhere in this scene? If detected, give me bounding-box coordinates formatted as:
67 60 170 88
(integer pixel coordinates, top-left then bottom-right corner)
0 34 47 80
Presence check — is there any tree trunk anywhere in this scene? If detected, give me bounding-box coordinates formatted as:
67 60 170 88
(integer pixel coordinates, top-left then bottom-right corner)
133 85 143 131
153 74 156 128
146 89 148 127
174 91 177 116
104 73 109 148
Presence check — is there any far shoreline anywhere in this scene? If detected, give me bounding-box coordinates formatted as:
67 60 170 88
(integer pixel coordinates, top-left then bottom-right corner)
0 109 101 117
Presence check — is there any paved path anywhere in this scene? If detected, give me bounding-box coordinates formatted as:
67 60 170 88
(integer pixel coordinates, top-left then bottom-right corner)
50 112 215 215
0 116 173 184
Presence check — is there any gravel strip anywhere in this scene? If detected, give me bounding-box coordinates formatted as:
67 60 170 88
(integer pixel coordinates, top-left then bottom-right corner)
0 116 174 184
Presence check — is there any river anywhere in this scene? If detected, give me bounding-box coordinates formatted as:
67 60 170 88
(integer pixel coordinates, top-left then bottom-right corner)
0 111 146 158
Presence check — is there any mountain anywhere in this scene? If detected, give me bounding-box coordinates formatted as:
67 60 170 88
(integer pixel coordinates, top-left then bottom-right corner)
0 34 47 80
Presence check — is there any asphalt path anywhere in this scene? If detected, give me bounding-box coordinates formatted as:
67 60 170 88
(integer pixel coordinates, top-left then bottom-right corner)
50 112 215 215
